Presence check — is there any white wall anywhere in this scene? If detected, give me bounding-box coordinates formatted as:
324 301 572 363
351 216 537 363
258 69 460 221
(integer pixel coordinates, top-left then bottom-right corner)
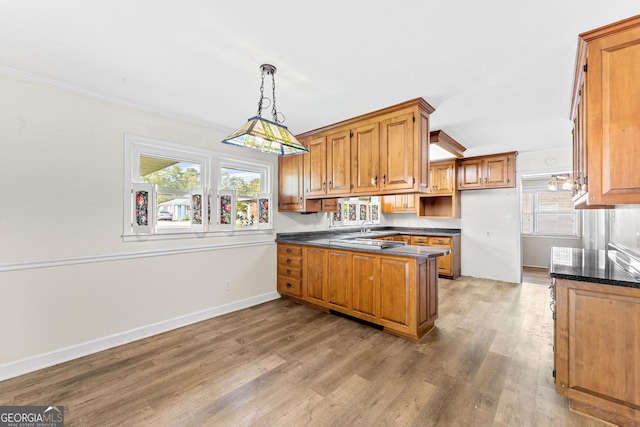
0 75 284 379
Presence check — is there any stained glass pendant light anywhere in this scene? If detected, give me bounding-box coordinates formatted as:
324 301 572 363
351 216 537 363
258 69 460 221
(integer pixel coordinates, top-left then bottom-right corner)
221 64 308 156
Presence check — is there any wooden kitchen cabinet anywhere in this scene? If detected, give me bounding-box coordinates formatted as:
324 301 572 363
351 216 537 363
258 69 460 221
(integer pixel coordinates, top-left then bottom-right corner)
277 244 303 298
351 253 379 321
294 98 435 199
417 159 461 218
457 152 516 190
429 160 456 194
278 143 339 213
351 122 380 194
280 243 439 341
410 235 460 279
553 278 640 426
303 246 327 304
381 194 416 213
570 15 640 206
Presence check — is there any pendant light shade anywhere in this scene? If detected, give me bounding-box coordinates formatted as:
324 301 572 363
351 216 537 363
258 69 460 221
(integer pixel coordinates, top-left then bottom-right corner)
222 64 308 156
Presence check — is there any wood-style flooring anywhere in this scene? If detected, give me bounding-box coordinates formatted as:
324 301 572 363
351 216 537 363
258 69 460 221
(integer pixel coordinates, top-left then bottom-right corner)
0 275 608 426
522 266 551 286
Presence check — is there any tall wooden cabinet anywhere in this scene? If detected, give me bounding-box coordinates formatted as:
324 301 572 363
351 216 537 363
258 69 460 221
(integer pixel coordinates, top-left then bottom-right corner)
570 15 640 206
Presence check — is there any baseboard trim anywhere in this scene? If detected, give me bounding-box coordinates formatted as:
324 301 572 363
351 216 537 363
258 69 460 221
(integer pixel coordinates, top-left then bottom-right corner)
0 291 280 382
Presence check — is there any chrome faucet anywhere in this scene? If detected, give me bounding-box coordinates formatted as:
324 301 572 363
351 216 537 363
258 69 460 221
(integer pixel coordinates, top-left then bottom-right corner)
360 220 375 235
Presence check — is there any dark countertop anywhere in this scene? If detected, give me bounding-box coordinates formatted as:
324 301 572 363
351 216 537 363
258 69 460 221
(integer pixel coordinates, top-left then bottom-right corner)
549 246 640 289
276 227 457 260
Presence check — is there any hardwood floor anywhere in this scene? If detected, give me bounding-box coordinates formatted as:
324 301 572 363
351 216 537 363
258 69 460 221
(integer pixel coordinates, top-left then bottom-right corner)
522 266 551 285
0 276 608 427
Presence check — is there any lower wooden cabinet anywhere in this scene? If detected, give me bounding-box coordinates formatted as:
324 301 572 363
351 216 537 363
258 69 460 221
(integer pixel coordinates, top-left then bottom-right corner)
410 235 460 279
276 244 303 298
554 278 640 426
277 243 439 341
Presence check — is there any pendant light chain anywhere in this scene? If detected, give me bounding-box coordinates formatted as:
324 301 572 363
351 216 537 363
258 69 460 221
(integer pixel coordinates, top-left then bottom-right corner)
271 70 279 123
257 68 266 117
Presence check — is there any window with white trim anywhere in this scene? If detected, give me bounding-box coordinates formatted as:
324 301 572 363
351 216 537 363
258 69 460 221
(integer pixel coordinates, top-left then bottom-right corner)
123 135 273 238
521 188 579 237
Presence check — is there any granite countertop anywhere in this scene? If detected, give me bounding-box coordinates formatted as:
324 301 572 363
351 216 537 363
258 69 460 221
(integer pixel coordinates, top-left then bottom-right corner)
276 227 456 260
549 246 640 289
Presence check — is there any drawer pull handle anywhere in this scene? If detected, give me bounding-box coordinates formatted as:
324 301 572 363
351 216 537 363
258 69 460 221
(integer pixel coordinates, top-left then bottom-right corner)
287 259 292 264
286 269 291 274
286 283 292 288
286 248 292 253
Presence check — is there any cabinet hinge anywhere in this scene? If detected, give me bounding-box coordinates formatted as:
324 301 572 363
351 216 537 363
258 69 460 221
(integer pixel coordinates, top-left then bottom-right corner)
553 312 556 321
583 63 588 73
412 177 415 184
584 176 588 185
412 116 415 123
552 369 556 378
350 132 353 138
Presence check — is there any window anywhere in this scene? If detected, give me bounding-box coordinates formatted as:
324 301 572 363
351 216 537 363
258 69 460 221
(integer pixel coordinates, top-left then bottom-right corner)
123 135 273 239
521 188 579 237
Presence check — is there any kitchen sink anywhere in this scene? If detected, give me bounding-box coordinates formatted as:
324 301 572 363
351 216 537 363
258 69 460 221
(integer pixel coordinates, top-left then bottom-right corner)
328 239 406 250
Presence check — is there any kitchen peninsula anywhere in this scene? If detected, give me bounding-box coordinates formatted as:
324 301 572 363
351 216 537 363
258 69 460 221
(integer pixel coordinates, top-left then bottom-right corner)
276 227 456 341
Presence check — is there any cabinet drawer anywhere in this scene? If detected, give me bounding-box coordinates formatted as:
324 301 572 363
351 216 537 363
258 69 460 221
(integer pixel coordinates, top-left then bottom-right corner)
427 236 451 246
277 254 302 268
277 276 302 297
411 235 429 245
278 245 302 257
277 265 303 278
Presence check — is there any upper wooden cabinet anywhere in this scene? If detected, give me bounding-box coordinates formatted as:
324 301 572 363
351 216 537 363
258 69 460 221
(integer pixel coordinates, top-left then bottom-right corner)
429 160 456 194
457 152 516 190
294 98 435 199
381 193 416 213
278 151 338 213
570 15 640 206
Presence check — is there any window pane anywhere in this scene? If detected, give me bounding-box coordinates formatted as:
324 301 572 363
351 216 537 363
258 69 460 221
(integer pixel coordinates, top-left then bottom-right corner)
221 168 262 227
521 193 532 234
140 156 201 230
537 213 577 235
537 191 574 211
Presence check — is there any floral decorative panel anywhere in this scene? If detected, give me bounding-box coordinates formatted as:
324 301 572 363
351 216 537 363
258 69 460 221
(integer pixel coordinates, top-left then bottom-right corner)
220 194 232 225
371 204 379 221
135 190 149 226
192 194 202 225
258 197 269 224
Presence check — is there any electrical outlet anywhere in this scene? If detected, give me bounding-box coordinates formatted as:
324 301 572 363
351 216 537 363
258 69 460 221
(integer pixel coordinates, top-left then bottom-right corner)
224 280 231 291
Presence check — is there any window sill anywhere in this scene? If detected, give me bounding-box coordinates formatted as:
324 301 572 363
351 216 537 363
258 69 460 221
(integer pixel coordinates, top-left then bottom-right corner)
122 228 275 242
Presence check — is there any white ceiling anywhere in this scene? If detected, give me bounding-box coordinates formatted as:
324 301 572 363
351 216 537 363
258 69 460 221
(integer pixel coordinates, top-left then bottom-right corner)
1 1 638 156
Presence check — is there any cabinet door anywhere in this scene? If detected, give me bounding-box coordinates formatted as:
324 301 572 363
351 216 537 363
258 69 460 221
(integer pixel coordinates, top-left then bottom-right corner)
351 254 379 320
379 257 411 328
278 154 304 211
586 25 640 204
351 122 380 194
380 112 416 191
458 158 483 189
484 155 511 187
326 129 351 195
573 81 588 200
304 135 327 197
431 162 454 193
327 250 350 310
304 247 326 304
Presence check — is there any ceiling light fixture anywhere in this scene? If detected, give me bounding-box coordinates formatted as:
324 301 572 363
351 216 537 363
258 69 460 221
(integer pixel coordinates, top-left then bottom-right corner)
547 174 573 191
221 64 308 156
